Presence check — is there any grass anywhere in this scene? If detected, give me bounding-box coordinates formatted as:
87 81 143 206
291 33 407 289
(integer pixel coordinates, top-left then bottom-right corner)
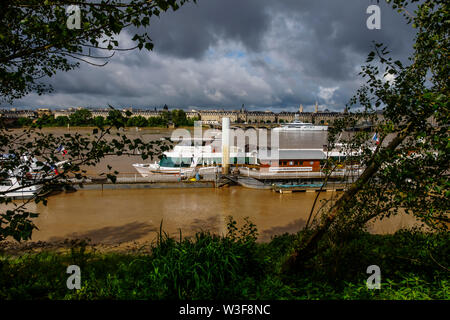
0 219 448 300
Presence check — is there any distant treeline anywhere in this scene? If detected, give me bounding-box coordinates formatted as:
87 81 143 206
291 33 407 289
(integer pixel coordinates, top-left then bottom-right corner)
14 109 199 128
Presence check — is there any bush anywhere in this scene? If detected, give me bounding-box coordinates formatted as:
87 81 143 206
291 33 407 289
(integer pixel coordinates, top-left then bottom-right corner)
0 225 447 300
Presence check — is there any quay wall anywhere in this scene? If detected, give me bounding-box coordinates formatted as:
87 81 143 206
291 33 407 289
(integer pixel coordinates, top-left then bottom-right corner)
78 181 214 191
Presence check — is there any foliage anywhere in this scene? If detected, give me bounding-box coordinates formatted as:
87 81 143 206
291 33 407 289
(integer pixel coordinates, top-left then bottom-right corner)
342 0 449 229
288 0 449 270
0 108 171 242
0 225 448 300
0 0 195 243
68 109 92 126
147 115 168 127
126 115 148 128
9 109 199 128
0 0 195 103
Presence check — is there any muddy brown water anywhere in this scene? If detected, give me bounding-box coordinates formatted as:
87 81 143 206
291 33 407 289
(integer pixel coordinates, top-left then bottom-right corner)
12 187 418 246
2 128 418 247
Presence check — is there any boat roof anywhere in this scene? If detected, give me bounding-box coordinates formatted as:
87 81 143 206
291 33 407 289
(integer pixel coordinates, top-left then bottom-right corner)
259 149 326 160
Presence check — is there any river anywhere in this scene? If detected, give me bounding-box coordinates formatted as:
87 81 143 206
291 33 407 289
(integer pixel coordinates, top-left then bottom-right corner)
3 128 418 246
24 187 417 245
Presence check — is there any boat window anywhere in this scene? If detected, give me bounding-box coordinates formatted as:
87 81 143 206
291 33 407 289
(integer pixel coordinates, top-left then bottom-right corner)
160 157 191 168
289 161 294 166
0 180 12 186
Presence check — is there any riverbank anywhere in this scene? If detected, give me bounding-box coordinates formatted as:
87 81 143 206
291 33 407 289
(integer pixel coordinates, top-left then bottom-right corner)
0 226 448 300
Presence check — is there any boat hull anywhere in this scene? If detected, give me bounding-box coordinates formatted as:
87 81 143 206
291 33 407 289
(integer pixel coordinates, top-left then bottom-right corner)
132 163 217 177
273 126 328 131
0 184 43 199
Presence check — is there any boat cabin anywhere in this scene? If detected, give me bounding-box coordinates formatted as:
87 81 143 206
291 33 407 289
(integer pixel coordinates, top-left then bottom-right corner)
258 149 326 172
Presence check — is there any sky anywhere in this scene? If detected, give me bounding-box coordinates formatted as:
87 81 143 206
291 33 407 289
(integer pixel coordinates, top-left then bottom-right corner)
10 0 418 112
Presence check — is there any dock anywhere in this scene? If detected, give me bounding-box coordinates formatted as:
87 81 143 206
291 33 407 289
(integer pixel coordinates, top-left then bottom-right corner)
222 175 272 190
272 183 347 193
220 174 348 192
60 168 352 192
64 173 216 191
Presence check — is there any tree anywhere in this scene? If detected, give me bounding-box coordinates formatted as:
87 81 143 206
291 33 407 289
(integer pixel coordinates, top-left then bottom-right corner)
147 116 167 127
171 109 188 127
0 0 195 103
127 115 148 127
35 114 56 126
0 1 194 242
106 109 126 127
134 115 148 127
187 116 200 126
69 109 93 126
0 110 171 242
161 110 171 124
55 115 69 127
93 116 105 128
286 0 449 271
17 117 33 127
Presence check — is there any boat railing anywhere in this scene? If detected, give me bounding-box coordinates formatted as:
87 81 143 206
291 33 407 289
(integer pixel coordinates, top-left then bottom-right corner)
238 167 363 179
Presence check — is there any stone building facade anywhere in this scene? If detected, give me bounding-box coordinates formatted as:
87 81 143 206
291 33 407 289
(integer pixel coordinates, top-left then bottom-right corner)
2 107 344 125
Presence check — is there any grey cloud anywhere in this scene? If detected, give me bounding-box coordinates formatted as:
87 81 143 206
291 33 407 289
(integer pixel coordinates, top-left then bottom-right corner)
10 0 419 111
147 0 271 59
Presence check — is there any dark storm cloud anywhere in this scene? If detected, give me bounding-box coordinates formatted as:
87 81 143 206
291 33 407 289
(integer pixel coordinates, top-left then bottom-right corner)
147 0 415 75
11 0 419 111
147 0 271 59
268 0 415 80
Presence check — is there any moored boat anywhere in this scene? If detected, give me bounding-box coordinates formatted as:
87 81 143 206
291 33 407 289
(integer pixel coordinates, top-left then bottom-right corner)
133 144 258 177
0 176 43 199
273 120 328 131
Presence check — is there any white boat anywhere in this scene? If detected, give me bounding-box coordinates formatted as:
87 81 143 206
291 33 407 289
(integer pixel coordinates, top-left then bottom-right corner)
0 176 43 199
0 154 68 199
273 120 328 131
133 144 258 177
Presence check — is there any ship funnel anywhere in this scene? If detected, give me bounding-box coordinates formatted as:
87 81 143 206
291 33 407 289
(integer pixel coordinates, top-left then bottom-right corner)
221 117 230 174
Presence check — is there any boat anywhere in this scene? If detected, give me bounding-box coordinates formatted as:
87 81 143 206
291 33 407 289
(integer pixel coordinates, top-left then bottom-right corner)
273 120 328 131
258 149 327 173
0 154 68 199
133 144 258 177
222 175 273 190
0 176 43 199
